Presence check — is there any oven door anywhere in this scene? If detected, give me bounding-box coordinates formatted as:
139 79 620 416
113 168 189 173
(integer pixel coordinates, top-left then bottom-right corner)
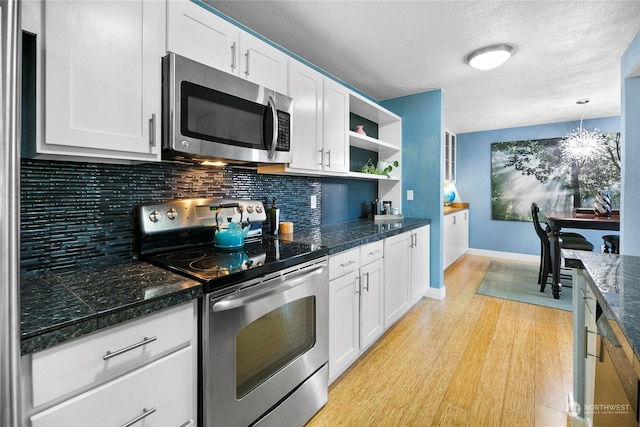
202 257 328 427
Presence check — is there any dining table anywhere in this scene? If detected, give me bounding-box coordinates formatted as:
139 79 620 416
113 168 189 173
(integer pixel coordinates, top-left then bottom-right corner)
546 210 620 299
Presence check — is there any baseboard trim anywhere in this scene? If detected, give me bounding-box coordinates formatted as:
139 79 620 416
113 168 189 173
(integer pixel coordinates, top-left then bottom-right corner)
465 248 538 263
424 285 446 300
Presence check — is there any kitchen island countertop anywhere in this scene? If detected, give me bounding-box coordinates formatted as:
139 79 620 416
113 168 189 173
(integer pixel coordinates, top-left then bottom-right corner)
564 250 640 361
21 217 431 355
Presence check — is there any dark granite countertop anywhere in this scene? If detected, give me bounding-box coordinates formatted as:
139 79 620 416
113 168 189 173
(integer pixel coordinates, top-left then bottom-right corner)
564 250 640 362
282 217 430 254
21 217 430 355
21 261 202 355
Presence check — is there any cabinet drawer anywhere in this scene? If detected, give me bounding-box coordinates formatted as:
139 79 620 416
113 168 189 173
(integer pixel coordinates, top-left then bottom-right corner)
30 346 194 427
30 302 195 407
329 248 360 280
360 240 383 266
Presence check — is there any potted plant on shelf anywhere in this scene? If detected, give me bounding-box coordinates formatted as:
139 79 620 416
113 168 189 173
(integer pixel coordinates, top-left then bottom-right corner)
360 159 399 178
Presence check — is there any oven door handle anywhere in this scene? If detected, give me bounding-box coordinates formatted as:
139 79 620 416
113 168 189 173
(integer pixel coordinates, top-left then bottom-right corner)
211 262 326 312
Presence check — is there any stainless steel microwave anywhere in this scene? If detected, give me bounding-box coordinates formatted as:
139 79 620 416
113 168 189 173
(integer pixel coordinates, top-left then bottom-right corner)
162 52 292 164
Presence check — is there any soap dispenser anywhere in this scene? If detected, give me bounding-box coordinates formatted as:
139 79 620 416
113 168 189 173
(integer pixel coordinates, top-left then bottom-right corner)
269 197 279 235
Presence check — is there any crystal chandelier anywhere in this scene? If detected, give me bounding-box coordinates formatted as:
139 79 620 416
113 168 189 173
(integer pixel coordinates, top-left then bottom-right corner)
561 99 605 162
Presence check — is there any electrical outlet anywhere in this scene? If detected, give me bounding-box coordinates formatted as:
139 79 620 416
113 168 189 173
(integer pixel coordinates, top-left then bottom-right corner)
407 190 414 201
310 195 317 209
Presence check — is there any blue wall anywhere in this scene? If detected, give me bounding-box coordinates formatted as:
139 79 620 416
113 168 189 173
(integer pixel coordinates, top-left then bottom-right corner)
621 31 640 256
457 116 620 255
382 90 444 289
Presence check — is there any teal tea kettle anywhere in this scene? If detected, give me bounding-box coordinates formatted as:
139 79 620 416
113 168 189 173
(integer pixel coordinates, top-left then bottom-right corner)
213 203 251 250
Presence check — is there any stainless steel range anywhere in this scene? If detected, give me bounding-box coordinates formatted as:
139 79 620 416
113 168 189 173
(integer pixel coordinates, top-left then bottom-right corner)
136 198 329 427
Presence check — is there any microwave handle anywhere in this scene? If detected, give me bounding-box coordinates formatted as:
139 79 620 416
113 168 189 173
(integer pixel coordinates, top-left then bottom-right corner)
267 95 278 160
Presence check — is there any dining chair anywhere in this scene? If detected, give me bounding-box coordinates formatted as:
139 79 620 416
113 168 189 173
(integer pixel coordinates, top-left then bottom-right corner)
531 203 594 292
603 235 619 254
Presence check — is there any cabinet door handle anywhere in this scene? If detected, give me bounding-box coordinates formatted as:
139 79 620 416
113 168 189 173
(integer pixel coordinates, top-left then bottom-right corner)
149 113 156 147
120 407 156 427
355 275 361 295
453 216 457 225
318 149 323 166
230 42 237 70
584 326 600 360
325 149 331 167
245 50 250 76
580 288 593 300
364 272 370 292
103 336 157 360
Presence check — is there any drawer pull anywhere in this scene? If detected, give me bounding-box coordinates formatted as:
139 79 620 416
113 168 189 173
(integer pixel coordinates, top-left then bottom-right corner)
103 336 157 360
584 326 601 360
368 249 381 256
120 407 156 427
339 260 356 267
579 287 593 300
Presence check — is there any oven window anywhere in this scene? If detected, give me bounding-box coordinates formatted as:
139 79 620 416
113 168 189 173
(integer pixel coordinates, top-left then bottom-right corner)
236 296 316 399
181 81 266 149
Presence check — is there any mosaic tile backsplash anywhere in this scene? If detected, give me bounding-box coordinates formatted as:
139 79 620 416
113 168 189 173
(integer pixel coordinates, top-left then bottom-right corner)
21 159 321 274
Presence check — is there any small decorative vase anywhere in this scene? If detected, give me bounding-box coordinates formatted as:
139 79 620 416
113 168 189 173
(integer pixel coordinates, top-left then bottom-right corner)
594 190 612 217
355 125 367 136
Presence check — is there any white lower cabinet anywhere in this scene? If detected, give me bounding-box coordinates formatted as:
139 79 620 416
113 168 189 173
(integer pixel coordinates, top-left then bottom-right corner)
383 232 411 328
30 347 194 427
329 262 360 382
22 301 197 427
443 209 469 269
410 225 431 305
383 226 431 327
359 257 384 350
328 242 384 382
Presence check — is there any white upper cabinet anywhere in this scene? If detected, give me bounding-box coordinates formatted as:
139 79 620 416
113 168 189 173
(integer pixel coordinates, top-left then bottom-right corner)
166 0 239 75
286 60 323 171
322 78 350 173
34 0 165 162
240 32 288 94
167 0 288 94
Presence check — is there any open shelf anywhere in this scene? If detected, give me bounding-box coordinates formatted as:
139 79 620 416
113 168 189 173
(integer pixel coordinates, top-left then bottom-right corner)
348 131 400 154
347 171 400 181
349 93 401 127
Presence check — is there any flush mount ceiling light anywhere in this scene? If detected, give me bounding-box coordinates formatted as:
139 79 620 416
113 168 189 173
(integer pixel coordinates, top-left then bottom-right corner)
465 44 514 70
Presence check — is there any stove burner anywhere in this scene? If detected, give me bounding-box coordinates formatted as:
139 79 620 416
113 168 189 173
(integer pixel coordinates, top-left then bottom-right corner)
165 250 208 262
190 251 256 272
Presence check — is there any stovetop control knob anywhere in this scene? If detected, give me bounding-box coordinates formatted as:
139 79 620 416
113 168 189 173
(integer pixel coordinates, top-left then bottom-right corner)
149 210 161 223
246 205 254 213
166 208 178 220
236 205 244 213
255 204 263 213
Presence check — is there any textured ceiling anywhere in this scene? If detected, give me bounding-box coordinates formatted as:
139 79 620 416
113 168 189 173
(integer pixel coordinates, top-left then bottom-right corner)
206 1 640 134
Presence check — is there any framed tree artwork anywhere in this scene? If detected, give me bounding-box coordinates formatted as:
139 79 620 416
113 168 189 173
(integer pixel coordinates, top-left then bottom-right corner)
491 132 621 221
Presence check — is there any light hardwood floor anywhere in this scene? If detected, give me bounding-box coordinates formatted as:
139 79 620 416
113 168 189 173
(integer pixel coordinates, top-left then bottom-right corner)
307 254 573 426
